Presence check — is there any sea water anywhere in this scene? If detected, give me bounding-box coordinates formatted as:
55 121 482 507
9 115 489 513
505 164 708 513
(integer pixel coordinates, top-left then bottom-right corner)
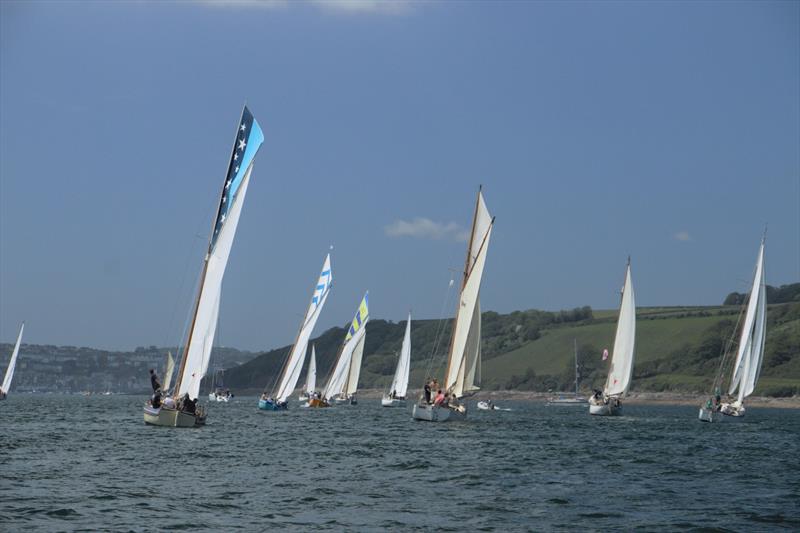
1 395 798 531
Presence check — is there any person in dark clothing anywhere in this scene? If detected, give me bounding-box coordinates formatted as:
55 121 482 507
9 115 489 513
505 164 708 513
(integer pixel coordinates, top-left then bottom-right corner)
149 369 161 392
151 389 162 408
423 382 432 404
181 393 196 414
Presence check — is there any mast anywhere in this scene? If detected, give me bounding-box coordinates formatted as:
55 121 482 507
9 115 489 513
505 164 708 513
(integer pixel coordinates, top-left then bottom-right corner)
174 105 246 397
444 186 482 388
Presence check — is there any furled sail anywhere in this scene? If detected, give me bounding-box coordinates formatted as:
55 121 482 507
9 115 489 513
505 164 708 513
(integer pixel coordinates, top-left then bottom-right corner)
175 106 264 400
445 190 493 398
1 323 24 394
729 241 767 401
273 255 333 403
322 292 369 400
604 262 636 397
304 345 317 395
388 313 412 398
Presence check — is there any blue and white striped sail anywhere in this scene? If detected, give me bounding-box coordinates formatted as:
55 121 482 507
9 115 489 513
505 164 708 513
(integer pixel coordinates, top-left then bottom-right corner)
176 106 264 401
273 254 333 403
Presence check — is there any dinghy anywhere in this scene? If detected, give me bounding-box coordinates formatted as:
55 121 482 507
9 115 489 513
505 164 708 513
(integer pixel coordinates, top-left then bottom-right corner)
312 293 369 407
547 339 588 406
259 254 332 411
144 105 264 427
588 259 636 416
477 400 511 411
699 237 766 423
298 345 317 403
0 323 24 400
412 187 494 423
382 313 411 407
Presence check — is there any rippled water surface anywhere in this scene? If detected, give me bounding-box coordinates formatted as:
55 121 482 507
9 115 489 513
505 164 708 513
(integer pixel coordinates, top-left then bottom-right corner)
1 395 799 531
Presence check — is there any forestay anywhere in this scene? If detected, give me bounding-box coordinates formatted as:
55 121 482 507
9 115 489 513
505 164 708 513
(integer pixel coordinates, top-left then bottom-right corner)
175 107 264 401
273 255 333 403
1 323 24 393
445 191 493 399
604 263 636 397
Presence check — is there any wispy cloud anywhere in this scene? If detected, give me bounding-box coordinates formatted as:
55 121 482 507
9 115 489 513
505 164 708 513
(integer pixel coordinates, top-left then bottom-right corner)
196 0 413 14
385 218 469 242
673 231 692 242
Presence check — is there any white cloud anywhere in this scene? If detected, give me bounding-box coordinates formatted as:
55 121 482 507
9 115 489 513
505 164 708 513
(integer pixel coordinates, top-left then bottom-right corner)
310 0 413 15
673 231 692 242
196 0 412 14
196 0 289 8
385 218 468 242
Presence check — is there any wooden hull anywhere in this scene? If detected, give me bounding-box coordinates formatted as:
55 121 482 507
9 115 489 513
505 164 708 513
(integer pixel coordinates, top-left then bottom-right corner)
307 398 330 408
412 403 466 422
143 405 205 427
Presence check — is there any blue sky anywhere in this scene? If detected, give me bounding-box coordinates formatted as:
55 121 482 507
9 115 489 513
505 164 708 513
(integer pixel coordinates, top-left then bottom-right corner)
1 0 798 351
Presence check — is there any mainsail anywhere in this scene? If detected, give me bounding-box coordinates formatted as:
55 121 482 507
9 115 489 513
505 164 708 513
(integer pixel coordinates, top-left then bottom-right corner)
445 190 493 399
174 106 264 401
272 255 333 403
304 345 317 395
322 293 369 400
388 313 412 398
728 240 767 403
604 261 636 397
1 323 24 394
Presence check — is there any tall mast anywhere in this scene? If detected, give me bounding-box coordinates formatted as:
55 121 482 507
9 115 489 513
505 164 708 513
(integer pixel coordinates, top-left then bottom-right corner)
174 105 246 397
444 186 482 388
574 338 579 396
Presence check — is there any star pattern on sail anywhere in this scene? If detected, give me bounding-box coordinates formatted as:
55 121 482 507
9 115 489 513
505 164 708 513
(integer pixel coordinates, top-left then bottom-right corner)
211 106 264 251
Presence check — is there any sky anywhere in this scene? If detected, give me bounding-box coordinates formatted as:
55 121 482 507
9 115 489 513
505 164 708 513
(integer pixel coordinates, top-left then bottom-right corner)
1 0 798 351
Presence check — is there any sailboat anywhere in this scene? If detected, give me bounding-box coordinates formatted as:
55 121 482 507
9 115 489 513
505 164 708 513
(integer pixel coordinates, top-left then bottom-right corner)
0 323 24 400
259 254 332 410
588 259 636 416
310 293 369 407
699 238 766 422
298 344 317 403
143 105 264 427
412 187 494 422
547 339 588 406
208 368 231 402
382 313 411 407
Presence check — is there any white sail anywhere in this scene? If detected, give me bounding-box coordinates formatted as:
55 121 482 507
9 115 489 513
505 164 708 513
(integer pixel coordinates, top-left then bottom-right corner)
162 351 175 393
729 241 767 400
388 313 412 398
304 345 317 395
322 293 369 399
1 323 24 394
273 255 333 403
604 262 636 397
445 191 493 398
175 107 264 401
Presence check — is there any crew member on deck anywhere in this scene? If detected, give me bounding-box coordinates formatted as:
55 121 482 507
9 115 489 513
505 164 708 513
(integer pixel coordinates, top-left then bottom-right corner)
149 369 161 392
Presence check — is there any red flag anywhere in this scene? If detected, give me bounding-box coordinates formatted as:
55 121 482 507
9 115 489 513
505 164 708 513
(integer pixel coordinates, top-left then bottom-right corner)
602 349 609 361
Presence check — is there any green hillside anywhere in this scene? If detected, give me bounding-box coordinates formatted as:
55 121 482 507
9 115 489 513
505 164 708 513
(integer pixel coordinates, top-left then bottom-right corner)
224 285 800 397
